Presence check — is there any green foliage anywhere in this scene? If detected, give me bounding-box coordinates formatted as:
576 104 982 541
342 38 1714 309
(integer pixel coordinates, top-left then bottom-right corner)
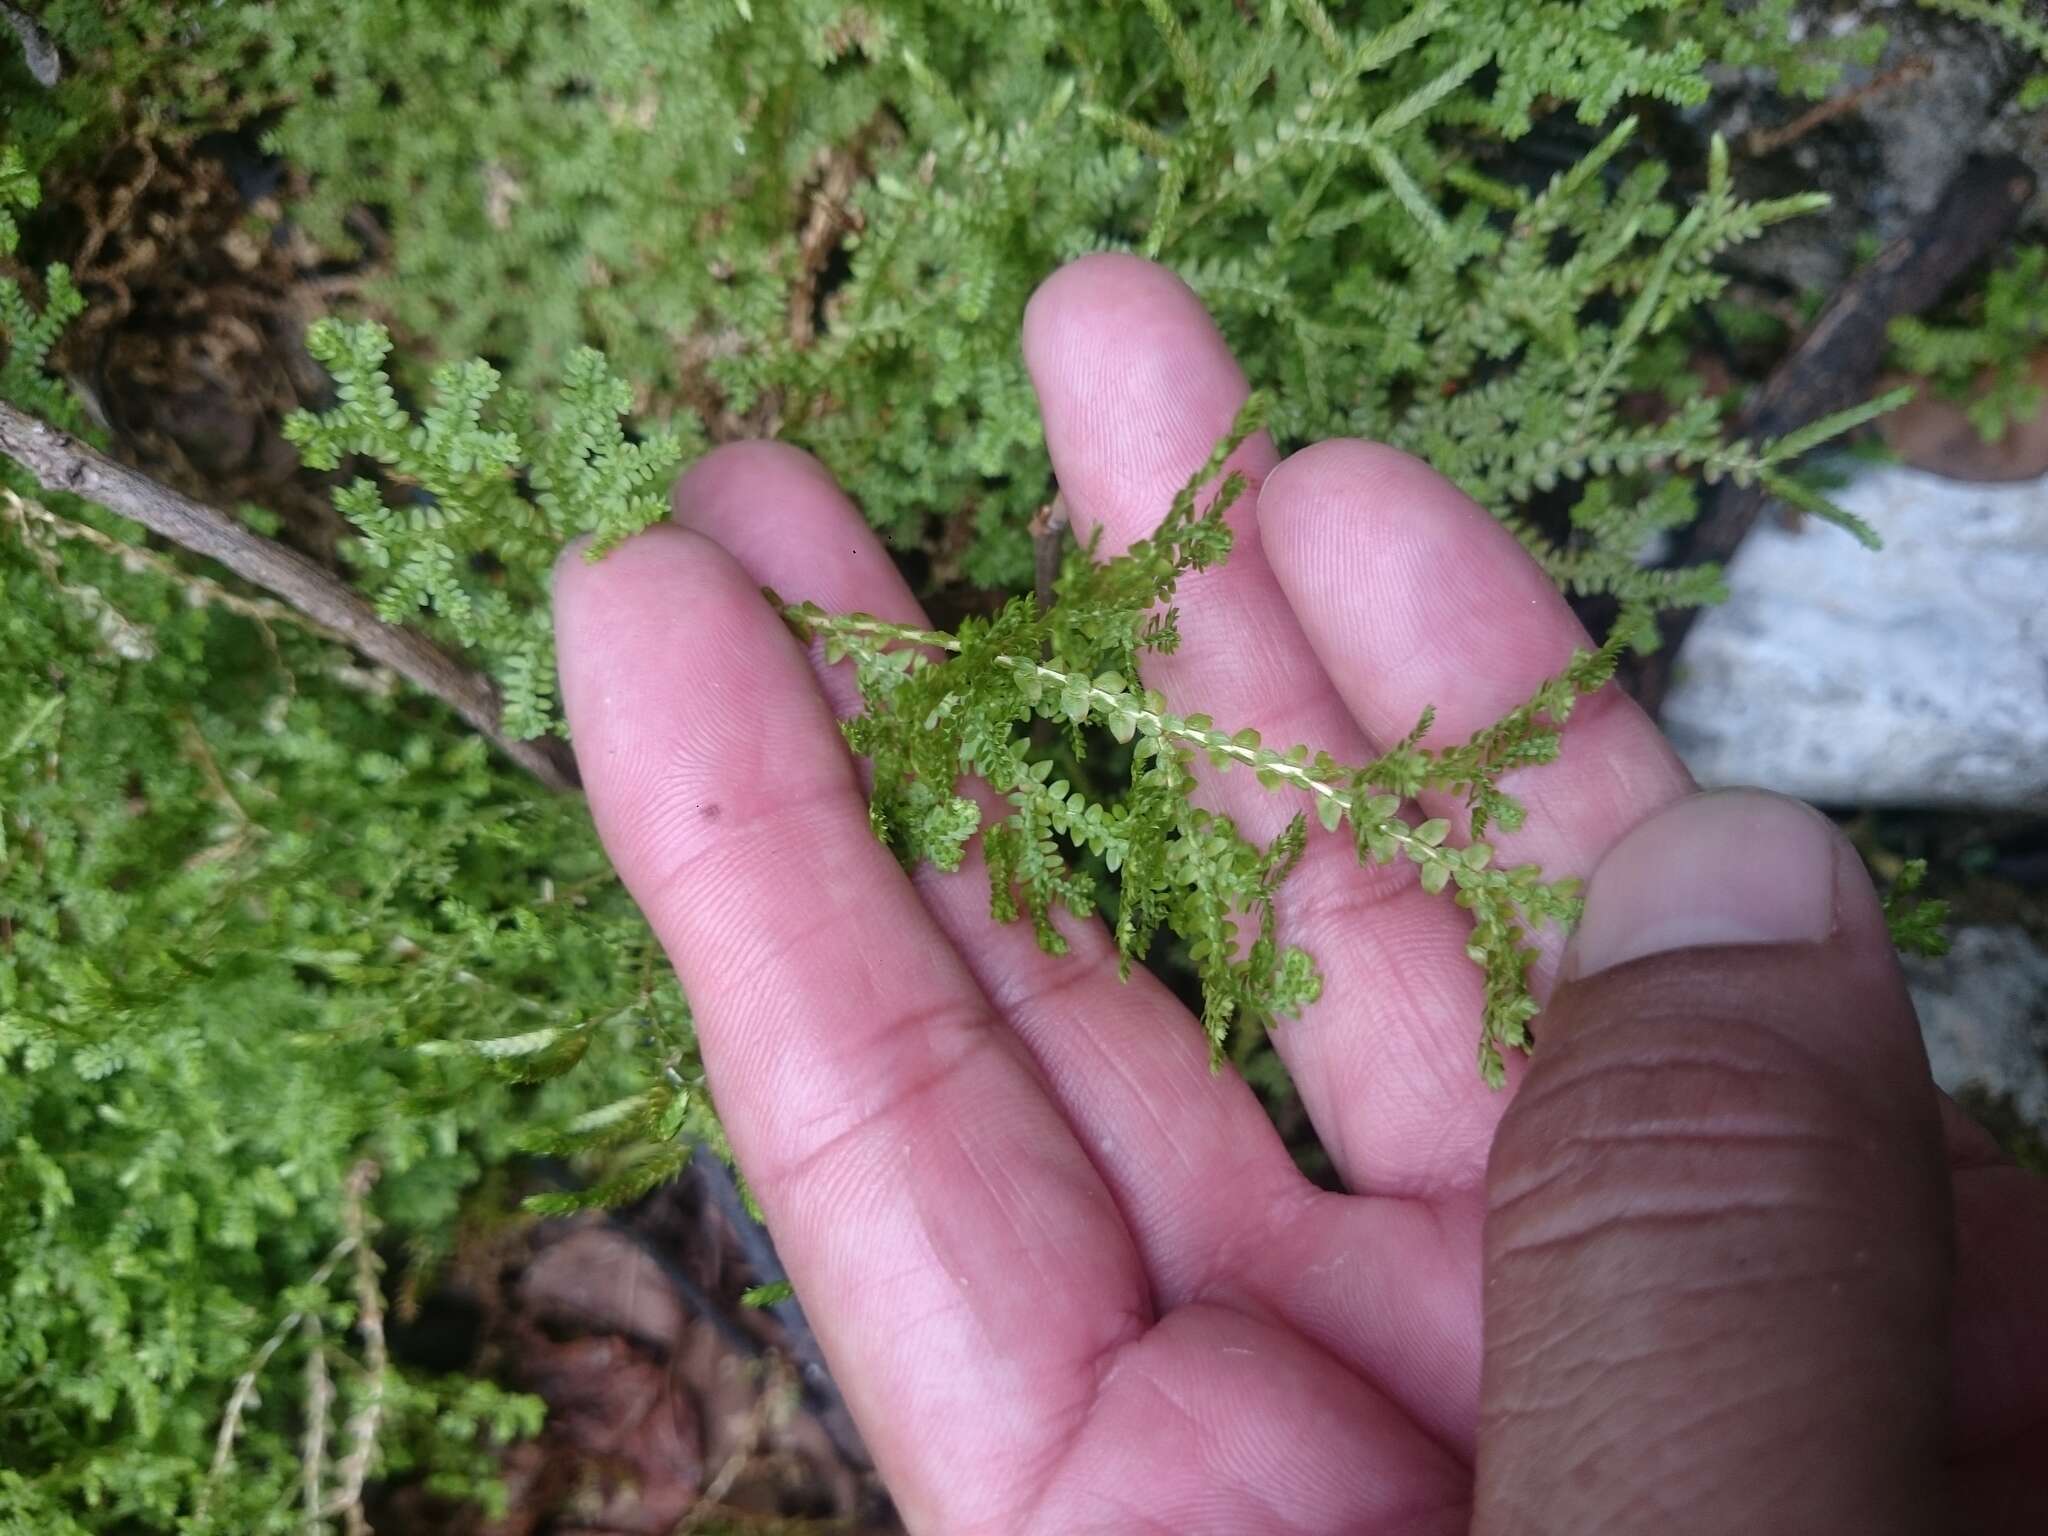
5 166 707 1517
283 320 693 737
790 399 1618 1086
1683 0 1888 98
0 143 33 250
1885 7 2048 440
9 0 1882 590
0 472 713 1527
0 144 82 429
1890 245 2048 442
1882 858 1952 959
0 0 2003 1527
225 0 1887 692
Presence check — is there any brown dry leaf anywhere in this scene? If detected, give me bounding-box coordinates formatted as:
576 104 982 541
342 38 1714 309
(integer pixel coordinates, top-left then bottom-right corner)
519 1227 688 1350
509 1329 704 1535
369 1171 890 1533
1879 354 2048 482
49 137 355 561
464 1201 881 1534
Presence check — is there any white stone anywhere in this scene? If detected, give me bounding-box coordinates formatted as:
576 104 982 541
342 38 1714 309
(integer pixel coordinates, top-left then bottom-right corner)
1907 925 2048 1136
1663 466 2048 809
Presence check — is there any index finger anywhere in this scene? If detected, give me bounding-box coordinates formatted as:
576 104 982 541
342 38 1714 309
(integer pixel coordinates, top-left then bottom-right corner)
553 528 1150 1527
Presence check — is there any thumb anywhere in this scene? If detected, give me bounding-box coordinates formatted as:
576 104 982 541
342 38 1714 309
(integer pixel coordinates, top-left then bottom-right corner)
1476 789 1953 1536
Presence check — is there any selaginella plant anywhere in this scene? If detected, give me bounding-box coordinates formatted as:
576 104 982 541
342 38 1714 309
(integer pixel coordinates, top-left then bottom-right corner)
784 400 1618 1087
0 0 1996 1529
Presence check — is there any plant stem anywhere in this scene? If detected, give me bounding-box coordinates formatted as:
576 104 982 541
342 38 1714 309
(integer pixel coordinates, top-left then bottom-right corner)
0 401 580 791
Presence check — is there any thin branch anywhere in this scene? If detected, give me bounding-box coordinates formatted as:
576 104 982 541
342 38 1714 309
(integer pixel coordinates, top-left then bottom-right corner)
329 1160 386 1536
0 401 581 791
2 1 60 86
1743 58 1932 158
1030 492 1070 615
201 1236 358 1520
6 486 317 637
678 1352 799 1531
691 1146 872 1473
300 1314 332 1534
1 488 156 660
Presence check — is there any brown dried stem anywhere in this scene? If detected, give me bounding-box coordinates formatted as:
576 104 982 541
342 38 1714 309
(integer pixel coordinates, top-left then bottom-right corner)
0 401 581 790
1743 59 1933 158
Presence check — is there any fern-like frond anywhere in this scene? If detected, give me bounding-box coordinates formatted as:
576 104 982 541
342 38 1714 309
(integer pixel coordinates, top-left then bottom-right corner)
789 403 1617 1084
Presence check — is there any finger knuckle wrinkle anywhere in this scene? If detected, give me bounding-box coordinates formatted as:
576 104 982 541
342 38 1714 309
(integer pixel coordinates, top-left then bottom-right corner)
747 1015 1005 1202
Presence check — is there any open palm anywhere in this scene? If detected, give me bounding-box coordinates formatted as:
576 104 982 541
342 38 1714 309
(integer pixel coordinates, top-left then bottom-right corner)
555 256 2048 1534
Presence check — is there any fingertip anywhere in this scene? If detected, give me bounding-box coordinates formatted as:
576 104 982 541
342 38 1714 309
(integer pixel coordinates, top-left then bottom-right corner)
550 531 601 599
668 436 919 631
1020 251 1197 378
1261 435 1548 609
552 520 712 643
1260 437 1468 532
1539 787 1931 1127
1563 789 1843 985
1021 252 1270 548
672 438 839 526
551 523 776 779
1258 438 1483 594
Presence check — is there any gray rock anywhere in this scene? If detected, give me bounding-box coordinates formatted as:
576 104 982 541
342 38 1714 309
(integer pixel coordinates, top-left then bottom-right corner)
1705 0 2035 294
1907 925 2048 1136
1663 466 2048 810
1856 2 2024 225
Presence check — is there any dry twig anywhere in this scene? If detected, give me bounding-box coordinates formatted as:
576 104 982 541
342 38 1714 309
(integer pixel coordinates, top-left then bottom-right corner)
1743 59 1933 157
301 1314 333 1533
677 1353 801 1531
1 1 59 86
1030 492 1070 616
0 402 580 790
201 1236 357 1520
329 1162 388 1536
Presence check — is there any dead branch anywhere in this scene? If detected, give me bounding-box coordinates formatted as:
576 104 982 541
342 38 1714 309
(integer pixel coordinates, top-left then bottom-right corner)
1743 59 1933 158
1031 492 1070 615
690 1146 871 1476
329 1161 386 1536
300 1313 333 1533
0 400 581 791
2 2 60 86
201 1235 358 1520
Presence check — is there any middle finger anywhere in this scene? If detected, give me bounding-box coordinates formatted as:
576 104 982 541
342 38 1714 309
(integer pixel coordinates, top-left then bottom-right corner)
1023 252 1507 1201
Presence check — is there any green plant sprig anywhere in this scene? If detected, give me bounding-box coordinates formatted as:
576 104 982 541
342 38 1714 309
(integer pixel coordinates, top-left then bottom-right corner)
785 400 1620 1087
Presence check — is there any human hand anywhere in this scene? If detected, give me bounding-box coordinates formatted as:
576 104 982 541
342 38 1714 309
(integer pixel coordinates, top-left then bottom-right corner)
553 255 2048 1534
